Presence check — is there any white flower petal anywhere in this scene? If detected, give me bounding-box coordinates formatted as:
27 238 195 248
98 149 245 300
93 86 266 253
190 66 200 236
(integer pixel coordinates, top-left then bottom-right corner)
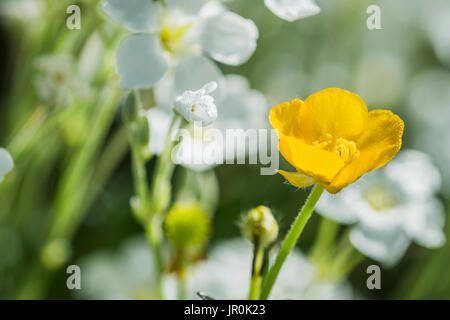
78 32 105 82
0 148 14 183
217 74 267 130
155 56 224 110
116 34 168 89
197 1 227 19
173 125 223 171
316 189 360 225
264 0 320 22
385 150 442 200
173 55 224 102
199 11 258 66
173 82 218 126
166 0 207 14
102 0 162 33
403 200 446 248
145 108 172 155
350 224 410 267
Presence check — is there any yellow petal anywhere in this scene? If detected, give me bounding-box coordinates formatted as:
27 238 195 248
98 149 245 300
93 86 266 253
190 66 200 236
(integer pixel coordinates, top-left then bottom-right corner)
278 170 316 188
269 99 303 138
279 136 345 183
327 110 404 193
299 88 368 143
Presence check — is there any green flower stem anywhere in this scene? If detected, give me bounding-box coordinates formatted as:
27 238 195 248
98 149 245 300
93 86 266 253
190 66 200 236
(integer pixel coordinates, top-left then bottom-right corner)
83 125 129 212
128 119 165 299
145 217 165 300
129 103 180 300
249 242 265 300
330 237 364 279
176 251 187 300
178 279 187 300
151 114 181 215
310 217 339 262
260 184 324 300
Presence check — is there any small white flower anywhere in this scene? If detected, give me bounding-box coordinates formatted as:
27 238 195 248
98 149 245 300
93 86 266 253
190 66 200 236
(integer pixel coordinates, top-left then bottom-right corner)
0 148 14 184
174 82 218 126
173 74 268 171
102 0 258 89
264 0 321 22
34 54 93 107
316 150 446 267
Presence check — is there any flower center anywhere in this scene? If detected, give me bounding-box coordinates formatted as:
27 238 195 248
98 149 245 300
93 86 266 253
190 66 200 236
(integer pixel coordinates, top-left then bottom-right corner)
159 12 193 55
363 185 396 211
312 134 360 163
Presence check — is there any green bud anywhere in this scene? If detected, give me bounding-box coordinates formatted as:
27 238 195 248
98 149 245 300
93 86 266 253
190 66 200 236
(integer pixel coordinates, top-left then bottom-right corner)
242 206 278 248
131 116 151 160
133 116 150 145
122 91 140 123
165 202 210 250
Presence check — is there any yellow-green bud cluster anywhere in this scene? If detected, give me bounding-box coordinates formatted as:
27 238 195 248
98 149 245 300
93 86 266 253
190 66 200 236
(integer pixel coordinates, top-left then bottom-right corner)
165 202 210 250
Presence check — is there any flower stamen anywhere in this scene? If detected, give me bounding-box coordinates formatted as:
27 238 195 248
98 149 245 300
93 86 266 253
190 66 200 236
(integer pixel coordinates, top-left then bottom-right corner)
312 134 360 163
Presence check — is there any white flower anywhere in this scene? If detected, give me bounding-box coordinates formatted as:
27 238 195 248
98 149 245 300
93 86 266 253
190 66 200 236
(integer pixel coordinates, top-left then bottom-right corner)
173 74 268 171
77 236 161 299
264 0 320 22
186 239 353 299
102 0 258 89
0 148 14 184
174 82 218 126
316 150 446 267
408 69 450 197
78 236 352 300
34 54 94 107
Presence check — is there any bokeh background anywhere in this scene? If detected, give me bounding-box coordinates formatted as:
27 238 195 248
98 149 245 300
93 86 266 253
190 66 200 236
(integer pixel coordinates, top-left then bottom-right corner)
0 0 450 299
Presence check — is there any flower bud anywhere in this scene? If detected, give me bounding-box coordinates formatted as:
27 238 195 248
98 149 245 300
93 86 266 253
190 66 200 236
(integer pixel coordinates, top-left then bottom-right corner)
242 206 278 248
173 82 218 126
131 116 151 160
165 202 210 250
122 91 140 123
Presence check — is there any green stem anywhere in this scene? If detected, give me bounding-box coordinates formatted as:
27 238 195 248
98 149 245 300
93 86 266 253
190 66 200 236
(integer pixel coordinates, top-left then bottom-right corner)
177 277 186 300
128 97 182 300
310 217 339 262
151 114 180 214
129 120 165 299
249 243 264 300
145 218 165 299
330 237 364 280
83 125 129 211
260 184 324 300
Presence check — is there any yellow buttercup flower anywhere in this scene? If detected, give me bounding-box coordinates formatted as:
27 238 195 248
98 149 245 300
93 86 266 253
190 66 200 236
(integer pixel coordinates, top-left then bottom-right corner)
269 88 404 193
